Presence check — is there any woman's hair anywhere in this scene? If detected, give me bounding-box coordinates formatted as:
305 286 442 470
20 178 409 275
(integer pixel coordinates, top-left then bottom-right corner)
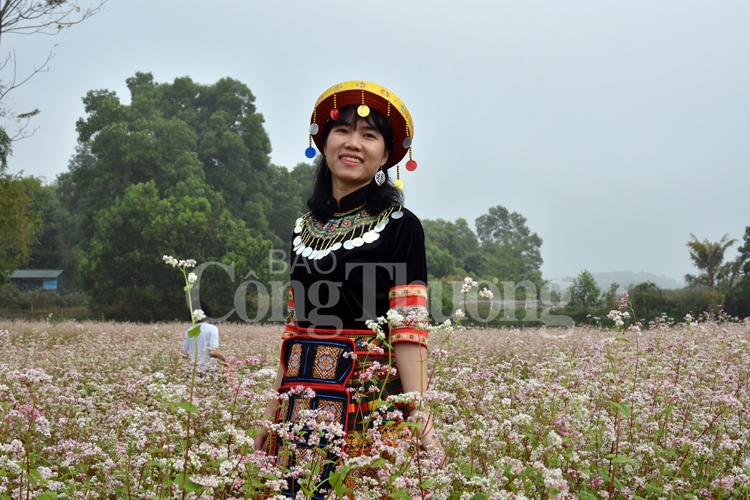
307 105 403 221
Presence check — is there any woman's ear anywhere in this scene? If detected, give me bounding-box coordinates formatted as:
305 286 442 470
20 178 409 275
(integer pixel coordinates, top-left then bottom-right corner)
380 150 390 167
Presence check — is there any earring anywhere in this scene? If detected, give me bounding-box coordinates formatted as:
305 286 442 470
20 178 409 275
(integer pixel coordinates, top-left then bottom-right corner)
374 169 386 186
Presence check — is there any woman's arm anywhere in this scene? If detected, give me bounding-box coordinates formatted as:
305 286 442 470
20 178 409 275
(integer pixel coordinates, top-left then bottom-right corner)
393 342 444 456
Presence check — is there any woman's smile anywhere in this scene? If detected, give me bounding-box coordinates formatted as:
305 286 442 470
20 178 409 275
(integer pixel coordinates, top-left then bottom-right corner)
340 154 363 166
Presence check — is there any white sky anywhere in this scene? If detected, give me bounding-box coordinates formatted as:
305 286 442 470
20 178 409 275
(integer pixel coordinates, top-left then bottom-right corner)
4 0 749 283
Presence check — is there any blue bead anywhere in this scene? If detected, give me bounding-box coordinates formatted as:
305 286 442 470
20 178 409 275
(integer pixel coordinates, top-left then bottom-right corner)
305 147 316 159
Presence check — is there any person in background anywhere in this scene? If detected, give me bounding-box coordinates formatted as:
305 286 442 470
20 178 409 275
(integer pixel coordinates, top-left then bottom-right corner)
181 299 227 371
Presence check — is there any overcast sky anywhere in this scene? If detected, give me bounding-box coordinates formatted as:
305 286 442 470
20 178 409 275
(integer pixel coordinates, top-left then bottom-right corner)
4 0 749 283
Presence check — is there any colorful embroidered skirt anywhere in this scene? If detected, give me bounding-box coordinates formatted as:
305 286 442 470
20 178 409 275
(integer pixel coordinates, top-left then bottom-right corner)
265 330 412 498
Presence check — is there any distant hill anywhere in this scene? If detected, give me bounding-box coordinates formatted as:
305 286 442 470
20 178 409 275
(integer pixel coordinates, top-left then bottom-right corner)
559 271 684 292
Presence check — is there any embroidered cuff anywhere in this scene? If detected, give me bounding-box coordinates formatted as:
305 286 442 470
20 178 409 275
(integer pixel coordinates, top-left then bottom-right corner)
388 284 429 346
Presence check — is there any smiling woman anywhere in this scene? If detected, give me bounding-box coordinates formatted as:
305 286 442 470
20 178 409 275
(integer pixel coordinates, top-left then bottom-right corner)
254 81 443 496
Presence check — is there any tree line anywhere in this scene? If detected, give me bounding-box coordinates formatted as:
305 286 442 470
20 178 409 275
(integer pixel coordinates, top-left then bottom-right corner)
566 229 750 325
2 72 748 324
0 73 546 322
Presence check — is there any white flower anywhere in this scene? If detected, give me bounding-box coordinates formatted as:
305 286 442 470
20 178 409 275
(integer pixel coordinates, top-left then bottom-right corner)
386 309 405 326
163 255 178 267
192 309 206 322
478 287 494 299
187 273 197 284
461 276 479 293
454 309 465 321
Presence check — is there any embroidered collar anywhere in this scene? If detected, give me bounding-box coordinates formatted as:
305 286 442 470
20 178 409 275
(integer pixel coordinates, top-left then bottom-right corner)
293 203 405 260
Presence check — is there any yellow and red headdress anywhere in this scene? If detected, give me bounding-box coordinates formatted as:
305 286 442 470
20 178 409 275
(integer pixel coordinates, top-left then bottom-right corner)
305 81 417 189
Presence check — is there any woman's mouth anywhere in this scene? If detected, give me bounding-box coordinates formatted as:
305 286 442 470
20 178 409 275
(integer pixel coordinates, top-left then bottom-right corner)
340 156 363 166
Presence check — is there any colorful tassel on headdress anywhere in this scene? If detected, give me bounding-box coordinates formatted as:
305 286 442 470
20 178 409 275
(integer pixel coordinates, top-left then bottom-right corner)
394 164 404 190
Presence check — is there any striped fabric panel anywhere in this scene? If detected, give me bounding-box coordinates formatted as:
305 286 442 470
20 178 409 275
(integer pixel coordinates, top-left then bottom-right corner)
389 284 429 347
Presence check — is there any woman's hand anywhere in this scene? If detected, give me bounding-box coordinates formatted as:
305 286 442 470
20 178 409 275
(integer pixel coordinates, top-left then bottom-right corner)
254 426 269 452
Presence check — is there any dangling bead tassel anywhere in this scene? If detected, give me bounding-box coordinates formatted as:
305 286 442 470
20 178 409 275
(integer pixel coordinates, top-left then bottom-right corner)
330 94 340 120
357 90 370 117
405 125 417 171
304 134 315 159
305 109 318 158
394 164 404 190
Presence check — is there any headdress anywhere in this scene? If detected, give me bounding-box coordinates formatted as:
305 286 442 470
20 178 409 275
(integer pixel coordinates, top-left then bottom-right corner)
304 81 417 189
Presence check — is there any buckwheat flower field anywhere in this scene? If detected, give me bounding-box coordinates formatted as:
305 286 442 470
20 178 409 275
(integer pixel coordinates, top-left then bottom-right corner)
1 318 749 499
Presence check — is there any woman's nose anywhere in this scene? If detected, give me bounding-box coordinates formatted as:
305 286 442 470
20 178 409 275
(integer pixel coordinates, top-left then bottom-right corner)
345 132 362 149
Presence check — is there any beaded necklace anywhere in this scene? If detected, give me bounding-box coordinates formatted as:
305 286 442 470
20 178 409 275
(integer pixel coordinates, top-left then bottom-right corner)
292 204 404 260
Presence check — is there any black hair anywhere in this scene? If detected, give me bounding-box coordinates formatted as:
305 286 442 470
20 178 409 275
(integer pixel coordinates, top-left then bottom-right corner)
307 104 403 221
199 298 212 319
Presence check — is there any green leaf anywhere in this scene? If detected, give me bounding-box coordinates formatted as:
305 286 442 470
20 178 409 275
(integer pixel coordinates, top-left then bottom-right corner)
611 456 633 464
187 325 201 338
607 401 631 417
168 400 198 413
645 484 664 495
662 404 675 416
175 472 201 492
469 495 488 500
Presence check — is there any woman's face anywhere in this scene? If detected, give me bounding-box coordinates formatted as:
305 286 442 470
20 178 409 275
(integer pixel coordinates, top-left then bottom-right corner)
324 119 390 194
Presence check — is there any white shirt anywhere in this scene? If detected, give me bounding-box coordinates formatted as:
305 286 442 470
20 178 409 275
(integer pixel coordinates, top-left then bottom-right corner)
182 322 219 371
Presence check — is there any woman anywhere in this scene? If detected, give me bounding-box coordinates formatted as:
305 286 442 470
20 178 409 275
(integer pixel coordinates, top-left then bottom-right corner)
255 81 442 496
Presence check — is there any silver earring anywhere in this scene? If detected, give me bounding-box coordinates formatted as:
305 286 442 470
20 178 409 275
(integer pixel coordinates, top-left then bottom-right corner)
374 169 386 186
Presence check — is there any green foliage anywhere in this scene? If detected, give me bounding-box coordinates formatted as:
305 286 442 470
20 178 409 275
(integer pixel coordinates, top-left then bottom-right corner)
425 240 457 279
81 181 273 321
0 171 43 279
70 72 279 242
423 218 476 278
423 210 543 285
684 233 736 291
23 179 80 287
43 73 305 319
267 163 310 248
722 226 750 319
626 281 666 322
568 270 602 312
0 283 88 311
475 205 543 284
602 282 620 311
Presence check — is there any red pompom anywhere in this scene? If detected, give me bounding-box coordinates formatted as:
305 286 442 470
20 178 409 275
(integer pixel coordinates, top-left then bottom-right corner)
406 160 417 171
330 109 340 120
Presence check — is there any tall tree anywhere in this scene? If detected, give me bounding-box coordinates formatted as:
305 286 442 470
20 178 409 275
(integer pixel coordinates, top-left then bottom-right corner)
569 270 602 311
267 164 307 248
0 169 41 278
685 233 736 291
25 179 77 274
475 205 543 283
73 73 278 243
422 218 480 278
81 180 273 321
